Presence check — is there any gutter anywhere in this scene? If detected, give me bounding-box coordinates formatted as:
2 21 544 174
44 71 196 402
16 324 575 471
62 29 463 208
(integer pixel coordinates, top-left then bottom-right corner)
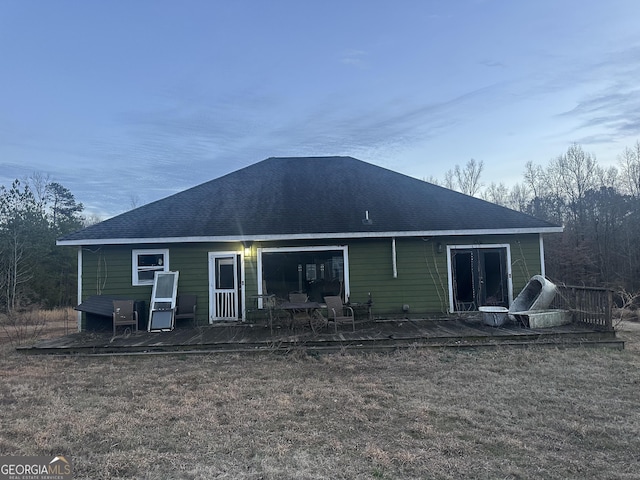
57 226 564 247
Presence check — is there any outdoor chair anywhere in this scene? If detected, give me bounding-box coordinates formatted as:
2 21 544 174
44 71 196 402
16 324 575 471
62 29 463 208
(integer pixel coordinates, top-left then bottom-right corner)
261 281 278 309
175 294 197 327
288 292 311 327
288 292 308 303
112 300 138 335
324 295 355 332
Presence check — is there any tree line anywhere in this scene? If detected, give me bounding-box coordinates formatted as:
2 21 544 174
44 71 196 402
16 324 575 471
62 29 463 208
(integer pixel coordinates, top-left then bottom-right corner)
438 142 640 293
0 175 83 313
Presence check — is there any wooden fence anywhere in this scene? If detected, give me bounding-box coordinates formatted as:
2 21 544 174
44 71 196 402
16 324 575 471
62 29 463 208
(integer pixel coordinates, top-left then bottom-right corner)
550 284 613 331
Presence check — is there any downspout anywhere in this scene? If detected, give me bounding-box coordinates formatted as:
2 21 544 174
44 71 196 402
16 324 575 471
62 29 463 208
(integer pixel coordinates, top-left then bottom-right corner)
392 237 398 278
539 234 546 277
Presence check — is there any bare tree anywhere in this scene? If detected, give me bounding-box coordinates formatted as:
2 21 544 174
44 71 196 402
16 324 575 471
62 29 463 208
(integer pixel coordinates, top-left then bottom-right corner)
25 172 51 207
422 175 440 185
444 159 484 196
599 165 619 191
537 144 602 243
482 182 510 207
455 158 484 196
430 141 640 292
129 194 141 210
549 144 600 208
523 160 547 199
481 181 533 213
0 181 46 312
507 183 531 212
443 169 455 190
83 213 103 227
0 177 85 310
618 141 640 197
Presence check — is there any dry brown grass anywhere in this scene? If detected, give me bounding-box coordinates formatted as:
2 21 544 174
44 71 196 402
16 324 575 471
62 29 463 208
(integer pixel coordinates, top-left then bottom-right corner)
0 307 75 346
1 316 639 479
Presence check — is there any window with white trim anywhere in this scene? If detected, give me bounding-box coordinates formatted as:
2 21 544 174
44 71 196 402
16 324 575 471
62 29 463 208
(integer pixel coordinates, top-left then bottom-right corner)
258 246 349 303
132 249 169 286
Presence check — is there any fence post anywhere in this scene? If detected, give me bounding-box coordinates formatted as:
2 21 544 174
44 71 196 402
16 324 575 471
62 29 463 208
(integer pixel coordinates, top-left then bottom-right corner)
606 289 613 331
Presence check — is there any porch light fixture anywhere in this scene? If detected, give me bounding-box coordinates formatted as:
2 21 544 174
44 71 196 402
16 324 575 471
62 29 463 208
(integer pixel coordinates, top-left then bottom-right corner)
243 241 253 256
437 242 443 254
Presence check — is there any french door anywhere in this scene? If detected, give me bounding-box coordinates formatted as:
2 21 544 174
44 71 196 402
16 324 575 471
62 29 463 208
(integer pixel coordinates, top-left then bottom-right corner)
448 245 511 312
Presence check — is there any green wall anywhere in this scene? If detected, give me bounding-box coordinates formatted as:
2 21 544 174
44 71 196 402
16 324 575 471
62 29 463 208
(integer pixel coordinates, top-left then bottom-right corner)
347 238 449 316
344 234 542 317
80 242 241 326
79 234 544 327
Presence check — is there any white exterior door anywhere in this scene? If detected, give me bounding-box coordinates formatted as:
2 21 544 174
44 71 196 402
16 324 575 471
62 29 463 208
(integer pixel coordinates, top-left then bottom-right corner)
209 252 239 321
447 244 513 313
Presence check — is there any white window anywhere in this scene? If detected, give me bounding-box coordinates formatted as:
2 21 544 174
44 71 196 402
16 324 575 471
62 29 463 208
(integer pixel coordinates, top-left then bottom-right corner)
132 249 169 286
257 245 349 305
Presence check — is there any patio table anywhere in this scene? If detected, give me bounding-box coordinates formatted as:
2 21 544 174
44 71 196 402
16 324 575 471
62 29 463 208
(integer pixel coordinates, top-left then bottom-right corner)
277 301 327 333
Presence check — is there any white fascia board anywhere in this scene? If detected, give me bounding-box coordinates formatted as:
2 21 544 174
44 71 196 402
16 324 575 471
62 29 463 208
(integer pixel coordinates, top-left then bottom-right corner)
56 226 564 246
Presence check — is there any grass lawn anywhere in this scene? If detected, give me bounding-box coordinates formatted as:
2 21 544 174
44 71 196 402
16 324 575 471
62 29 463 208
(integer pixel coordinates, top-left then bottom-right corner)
1 312 639 479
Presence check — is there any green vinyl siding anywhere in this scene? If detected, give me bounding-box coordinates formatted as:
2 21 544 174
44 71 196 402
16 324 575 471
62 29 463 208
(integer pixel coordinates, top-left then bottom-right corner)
347 234 543 317
81 245 140 298
81 243 245 326
262 233 536 315
78 233 545 327
347 238 447 316
507 235 543 293
348 238 450 316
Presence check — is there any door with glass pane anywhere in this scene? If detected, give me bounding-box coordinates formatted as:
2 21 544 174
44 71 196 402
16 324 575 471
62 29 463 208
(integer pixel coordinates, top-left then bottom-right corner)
148 271 179 331
450 247 509 312
209 253 239 321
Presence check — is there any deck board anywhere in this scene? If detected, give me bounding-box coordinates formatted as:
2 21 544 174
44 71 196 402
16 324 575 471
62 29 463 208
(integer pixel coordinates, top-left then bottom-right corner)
18 316 623 355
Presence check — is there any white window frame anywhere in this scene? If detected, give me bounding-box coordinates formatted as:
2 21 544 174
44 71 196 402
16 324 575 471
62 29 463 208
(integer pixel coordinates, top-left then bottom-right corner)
257 245 350 308
446 243 513 313
132 249 169 286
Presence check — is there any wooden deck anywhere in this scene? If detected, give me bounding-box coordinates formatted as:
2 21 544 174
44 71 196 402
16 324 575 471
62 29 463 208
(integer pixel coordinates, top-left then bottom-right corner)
17 315 623 355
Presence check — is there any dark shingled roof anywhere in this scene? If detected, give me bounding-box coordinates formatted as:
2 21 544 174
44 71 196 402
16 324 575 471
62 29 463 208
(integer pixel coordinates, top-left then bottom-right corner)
58 156 561 245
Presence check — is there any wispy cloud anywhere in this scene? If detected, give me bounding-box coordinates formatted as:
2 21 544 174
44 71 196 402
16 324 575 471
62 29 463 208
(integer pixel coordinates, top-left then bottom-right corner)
559 84 640 145
251 81 507 162
340 49 368 68
479 59 505 68
67 76 506 215
531 44 640 146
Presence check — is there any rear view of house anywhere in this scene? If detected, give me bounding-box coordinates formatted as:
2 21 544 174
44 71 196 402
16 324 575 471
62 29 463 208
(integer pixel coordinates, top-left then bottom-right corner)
57 156 562 330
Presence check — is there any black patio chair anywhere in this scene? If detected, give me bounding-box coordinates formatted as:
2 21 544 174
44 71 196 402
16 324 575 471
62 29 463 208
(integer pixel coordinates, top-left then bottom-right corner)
175 295 197 327
112 300 138 335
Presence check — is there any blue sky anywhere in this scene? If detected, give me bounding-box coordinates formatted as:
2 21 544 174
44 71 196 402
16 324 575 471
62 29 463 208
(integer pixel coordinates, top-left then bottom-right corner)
2 0 640 218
